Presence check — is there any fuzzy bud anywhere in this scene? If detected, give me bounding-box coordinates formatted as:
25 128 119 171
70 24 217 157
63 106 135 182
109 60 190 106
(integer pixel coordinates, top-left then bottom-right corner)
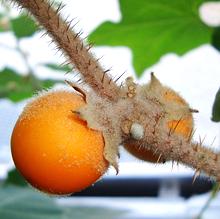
130 123 144 140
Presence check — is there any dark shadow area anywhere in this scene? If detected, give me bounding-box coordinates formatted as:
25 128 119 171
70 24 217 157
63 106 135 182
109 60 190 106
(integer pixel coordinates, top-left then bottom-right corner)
74 176 213 198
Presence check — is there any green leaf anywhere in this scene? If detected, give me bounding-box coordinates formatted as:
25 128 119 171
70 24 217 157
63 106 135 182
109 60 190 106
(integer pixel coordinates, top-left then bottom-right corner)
0 186 64 219
44 63 72 72
0 68 62 102
89 0 218 77
3 169 27 187
0 186 128 219
212 87 220 122
11 15 37 38
212 27 220 51
63 206 128 219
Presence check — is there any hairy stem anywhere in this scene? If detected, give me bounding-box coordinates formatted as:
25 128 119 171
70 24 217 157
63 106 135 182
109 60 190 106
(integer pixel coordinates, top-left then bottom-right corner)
13 0 120 100
122 118 220 181
137 128 220 181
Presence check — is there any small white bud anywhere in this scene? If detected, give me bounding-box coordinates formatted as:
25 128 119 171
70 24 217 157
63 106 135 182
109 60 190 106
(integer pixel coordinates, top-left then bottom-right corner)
130 123 144 140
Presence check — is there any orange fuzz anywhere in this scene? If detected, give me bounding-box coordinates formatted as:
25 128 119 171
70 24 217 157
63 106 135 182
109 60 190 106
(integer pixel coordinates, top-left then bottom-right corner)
11 90 108 195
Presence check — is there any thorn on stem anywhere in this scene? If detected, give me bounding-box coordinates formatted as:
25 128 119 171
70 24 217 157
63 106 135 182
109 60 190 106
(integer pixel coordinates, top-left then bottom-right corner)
56 2 64 14
65 80 87 101
193 143 198 152
192 169 201 184
33 0 39 10
96 55 104 62
187 128 196 142
168 124 173 137
156 154 162 163
71 110 80 115
114 71 126 83
173 117 182 132
214 154 218 161
102 69 111 83
74 30 83 39
86 43 93 51
190 108 199 113
211 136 217 147
72 20 80 29
80 42 84 50
87 59 91 65
168 117 182 137
153 148 159 156
199 135 206 147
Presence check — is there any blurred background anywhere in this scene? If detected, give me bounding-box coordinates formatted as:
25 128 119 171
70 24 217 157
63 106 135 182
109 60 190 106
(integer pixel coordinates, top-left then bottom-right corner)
0 0 220 218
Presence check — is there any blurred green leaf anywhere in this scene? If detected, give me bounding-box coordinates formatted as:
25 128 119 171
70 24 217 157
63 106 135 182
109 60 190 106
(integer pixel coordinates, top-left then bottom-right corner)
11 15 37 38
212 87 220 122
212 27 220 51
0 186 128 219
0 68 62 102
4 169 27 187
44 63 72 72
0 186 64 219
64 206 128 219
89 0 219 77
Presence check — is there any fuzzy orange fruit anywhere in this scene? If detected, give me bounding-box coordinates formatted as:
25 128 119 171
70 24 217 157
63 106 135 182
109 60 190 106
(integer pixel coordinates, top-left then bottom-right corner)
164 89 193 138
11 90 108 195
124 89 193 163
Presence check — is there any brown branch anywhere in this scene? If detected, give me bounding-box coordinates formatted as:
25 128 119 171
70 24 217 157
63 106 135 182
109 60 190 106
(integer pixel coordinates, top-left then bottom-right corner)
123 119 220 181
13 0 120 100
139 129 220 181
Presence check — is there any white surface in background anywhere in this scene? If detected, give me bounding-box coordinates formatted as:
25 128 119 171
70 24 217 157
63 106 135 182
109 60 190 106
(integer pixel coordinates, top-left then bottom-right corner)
200 1 220 27
57 197 188 219
56 192 220 219
0 0 220 179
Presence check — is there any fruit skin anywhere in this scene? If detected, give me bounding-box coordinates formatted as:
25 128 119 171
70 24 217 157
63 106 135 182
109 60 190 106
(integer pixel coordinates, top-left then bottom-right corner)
124 74 193 163
11 90 108 195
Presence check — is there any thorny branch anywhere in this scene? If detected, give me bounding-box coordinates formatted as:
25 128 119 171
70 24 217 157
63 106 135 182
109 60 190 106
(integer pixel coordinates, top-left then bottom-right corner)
9 0 220 183
12 0 120 101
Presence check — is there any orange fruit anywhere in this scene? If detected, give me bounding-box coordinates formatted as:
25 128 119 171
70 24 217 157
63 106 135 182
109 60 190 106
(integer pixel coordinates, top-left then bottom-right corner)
164 89 193 139
124 89 193 163
11 90 108 195
124 143 163 163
